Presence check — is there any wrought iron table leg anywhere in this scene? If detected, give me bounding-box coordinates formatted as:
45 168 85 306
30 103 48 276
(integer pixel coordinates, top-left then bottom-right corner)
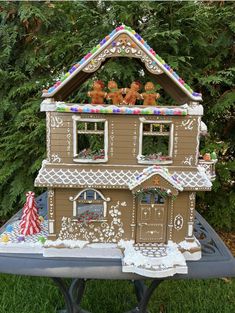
52 278 91 313
52 278 74 313
52 278 162 313
126 279 163 313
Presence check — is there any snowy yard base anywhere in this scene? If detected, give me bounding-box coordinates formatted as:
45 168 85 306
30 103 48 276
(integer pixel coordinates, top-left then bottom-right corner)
0 220 48 254
0 219 201 278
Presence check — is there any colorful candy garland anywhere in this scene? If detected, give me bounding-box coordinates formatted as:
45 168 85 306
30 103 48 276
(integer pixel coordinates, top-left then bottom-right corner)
130 165 182 189
45 25 202 98
56 104 188 116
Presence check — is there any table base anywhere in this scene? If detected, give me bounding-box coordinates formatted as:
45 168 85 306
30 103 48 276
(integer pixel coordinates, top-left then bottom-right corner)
52 278 163 313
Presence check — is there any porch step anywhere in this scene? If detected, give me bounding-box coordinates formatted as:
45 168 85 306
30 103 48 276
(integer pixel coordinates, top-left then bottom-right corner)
119 240 188 278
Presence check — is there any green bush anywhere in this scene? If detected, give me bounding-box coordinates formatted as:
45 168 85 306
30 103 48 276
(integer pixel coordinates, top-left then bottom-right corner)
0 1 234 229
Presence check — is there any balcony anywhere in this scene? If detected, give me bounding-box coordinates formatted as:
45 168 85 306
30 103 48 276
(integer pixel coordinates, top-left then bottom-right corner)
198 159 217 181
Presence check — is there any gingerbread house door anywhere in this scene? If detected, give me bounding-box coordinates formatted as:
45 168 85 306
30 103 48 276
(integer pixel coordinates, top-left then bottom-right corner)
136 192 168 243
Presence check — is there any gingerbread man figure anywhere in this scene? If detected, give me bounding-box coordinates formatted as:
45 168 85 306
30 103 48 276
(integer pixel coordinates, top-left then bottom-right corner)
106 81 123 105
123 81 141 106
141 82 160 106
87 80 107 104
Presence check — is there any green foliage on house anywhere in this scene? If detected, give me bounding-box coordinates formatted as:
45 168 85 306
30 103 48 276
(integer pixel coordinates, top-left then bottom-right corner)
0 1 234 229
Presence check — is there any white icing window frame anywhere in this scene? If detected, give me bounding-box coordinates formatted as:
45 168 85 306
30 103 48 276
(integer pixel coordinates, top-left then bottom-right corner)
72 115 108 163
69 188 110 220
137 117 174 165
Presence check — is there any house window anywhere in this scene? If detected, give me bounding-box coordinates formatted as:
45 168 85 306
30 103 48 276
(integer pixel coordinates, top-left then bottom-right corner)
70 189 110 221
73 117 108 163
138 119 173 164
140 192 165 205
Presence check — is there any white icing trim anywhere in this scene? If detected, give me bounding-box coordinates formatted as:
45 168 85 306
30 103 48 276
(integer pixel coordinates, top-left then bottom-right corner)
41 102 57 111
182 104 203 115
200 120 208 134
48 220 54 234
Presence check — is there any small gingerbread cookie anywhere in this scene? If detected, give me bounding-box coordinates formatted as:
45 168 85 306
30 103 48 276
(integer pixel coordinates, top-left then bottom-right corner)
106 81 123 105
141 82 160 106
88 80 107 104
123 81 141 105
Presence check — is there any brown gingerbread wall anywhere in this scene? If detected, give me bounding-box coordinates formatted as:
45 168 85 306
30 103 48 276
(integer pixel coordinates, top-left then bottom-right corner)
48 187 193 244
48 112 200 167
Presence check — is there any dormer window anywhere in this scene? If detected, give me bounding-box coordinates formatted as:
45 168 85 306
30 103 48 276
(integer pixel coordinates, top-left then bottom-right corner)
138 118 173 164
70 189 110 221
73 117 108 163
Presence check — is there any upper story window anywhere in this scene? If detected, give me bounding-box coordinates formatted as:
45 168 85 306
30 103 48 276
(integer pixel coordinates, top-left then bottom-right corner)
138 118 173 164
70 189 110 222
73 117 108 163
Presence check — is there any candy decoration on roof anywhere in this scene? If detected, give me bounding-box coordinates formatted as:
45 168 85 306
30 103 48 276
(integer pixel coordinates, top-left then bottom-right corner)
19 191 41 236
56 103 188 116
43 25 202 99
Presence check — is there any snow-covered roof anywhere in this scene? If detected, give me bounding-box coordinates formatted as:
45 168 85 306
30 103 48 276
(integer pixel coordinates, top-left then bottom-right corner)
42 25 202 103
34 163 212 191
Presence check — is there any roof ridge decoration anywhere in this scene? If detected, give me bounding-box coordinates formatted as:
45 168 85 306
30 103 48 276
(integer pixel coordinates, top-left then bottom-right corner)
128 166 184 191
42 25 202 102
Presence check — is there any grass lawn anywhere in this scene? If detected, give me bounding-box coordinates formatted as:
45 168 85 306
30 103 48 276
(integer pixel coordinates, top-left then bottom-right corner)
0 274 234 313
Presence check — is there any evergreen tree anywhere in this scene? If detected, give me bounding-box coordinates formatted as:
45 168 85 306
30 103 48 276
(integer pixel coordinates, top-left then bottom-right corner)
19 191 41 235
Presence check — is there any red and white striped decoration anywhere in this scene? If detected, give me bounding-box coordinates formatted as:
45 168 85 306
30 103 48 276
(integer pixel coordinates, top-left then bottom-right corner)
19 191 41 236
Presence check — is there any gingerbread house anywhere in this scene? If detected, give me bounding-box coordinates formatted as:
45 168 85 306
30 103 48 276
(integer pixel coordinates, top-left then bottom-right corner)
34 25 216 277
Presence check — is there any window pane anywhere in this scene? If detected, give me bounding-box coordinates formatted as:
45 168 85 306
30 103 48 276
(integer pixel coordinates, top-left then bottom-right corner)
97 122 104 130
141 193 151 204
77 203 104 222
154 194 165 204
142 135 169 158
162 124 170 132
143 123 150 132
78 192 84 200
96 193 102 200
86 190 95 200
77 122 86 131
152 124 161 132
77 133 105 160
87 122 95 130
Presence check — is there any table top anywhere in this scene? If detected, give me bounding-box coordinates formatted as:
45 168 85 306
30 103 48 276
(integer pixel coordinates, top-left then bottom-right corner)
0 192 234 280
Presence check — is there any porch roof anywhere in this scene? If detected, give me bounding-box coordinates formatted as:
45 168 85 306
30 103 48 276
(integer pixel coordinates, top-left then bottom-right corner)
128 166 183 191
34 162 212 191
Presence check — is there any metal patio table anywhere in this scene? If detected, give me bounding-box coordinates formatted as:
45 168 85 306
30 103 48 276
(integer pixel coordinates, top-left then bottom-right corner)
0 192 234 313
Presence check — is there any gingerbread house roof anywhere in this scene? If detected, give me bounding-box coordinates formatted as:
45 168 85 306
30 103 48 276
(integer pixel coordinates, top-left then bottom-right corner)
128 166 183 191
42 25 202 104
34 162 212 191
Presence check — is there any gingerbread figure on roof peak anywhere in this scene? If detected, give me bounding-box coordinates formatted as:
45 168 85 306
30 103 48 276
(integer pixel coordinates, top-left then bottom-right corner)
88 80 107 104
106 81 123 105
141 82 160 106
31 25 218 278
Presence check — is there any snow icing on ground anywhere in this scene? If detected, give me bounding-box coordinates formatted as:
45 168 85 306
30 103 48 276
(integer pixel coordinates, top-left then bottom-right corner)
118 240 188 278
0 220 48 247
44 239 88 249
